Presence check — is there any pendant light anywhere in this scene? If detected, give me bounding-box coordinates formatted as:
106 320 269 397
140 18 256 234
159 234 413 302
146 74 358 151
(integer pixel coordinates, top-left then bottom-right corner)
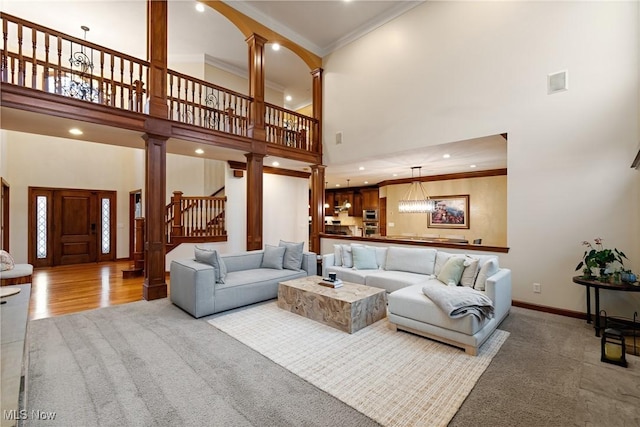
398 167 434 213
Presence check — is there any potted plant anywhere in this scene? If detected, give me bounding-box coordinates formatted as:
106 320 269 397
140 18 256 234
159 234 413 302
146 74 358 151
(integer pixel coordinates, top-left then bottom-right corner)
576 238 627 280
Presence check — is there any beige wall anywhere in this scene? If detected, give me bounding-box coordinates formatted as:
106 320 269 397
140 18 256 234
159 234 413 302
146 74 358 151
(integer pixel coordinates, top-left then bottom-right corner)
383 176 507 246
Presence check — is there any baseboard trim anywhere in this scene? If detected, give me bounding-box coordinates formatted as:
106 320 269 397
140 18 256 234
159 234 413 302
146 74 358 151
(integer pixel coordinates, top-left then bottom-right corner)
512 300 587 320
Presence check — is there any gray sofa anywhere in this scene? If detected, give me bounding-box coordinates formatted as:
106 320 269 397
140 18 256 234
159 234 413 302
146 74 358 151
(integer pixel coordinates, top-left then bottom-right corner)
323 244 511 355
171 247 317 318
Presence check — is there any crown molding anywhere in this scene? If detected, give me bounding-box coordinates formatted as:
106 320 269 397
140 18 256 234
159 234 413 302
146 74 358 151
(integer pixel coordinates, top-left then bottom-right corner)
224 0 324 56
321 1 424 56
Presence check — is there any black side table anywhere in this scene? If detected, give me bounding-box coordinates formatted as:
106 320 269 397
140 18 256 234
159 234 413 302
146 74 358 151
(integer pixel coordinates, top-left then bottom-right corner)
572 276 640 336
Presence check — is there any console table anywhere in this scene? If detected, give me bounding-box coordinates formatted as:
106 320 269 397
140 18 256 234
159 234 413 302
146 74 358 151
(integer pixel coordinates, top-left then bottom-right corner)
1 284 31 427
572 276 640 337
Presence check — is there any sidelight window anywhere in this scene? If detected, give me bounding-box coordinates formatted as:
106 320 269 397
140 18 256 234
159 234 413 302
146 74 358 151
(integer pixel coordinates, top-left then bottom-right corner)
36 195 47 258
101 198 110 254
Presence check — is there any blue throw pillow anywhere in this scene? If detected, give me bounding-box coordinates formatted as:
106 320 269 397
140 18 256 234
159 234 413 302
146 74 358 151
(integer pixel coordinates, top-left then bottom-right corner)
352 246 378 270
279 240 304 271
261 245 286 270
194 246 227 283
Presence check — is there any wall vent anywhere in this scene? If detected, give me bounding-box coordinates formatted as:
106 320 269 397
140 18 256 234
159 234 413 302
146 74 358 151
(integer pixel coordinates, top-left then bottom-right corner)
548 70 568 94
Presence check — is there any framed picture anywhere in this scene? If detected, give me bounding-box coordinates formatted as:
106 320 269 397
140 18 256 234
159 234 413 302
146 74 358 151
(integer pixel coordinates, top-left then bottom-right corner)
427 195 470 229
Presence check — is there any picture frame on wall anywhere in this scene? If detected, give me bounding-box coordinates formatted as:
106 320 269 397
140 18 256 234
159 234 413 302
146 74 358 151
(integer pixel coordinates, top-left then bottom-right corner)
427 195 470 229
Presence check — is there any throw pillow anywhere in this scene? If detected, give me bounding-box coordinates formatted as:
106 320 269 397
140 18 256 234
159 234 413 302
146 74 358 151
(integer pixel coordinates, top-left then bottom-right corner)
333 245 343 266
352 246 378 270
341 244 363 268
279 240 304 271
261 245 286 270
460 257 480 287
474 258 499 291
437 257 466 285
194 246 227 284
0 250 15 271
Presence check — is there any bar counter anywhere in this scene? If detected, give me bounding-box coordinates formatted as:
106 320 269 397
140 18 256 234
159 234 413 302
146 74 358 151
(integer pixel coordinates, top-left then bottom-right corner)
319 233 509 253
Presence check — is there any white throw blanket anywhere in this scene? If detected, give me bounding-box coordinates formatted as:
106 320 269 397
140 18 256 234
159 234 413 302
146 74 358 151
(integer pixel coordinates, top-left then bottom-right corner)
422 282 494 321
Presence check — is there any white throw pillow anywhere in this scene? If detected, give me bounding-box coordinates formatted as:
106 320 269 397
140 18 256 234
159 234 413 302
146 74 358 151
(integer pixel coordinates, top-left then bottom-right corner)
333 245 343 267
474 258 499 291
340 244 364 269
366 245 388 269
460 257 480 287
0 250 15 271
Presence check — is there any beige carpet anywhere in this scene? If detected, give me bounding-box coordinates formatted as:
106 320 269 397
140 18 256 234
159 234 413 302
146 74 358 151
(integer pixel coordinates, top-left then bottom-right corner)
208 302 509 427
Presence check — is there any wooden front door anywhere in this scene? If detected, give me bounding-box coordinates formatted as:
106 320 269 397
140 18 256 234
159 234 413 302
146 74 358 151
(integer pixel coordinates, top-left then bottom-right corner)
29 187 116 267
1 178 9 251
54 190 97 265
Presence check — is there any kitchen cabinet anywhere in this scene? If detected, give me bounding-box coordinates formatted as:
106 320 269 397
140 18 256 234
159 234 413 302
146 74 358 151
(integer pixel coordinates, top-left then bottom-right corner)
361 188 379 210
325 192 335 216
353 192 362 217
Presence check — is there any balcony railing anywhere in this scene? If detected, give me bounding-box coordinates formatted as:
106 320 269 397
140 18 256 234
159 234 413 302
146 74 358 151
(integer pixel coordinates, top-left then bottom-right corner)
1 12 319 155
266 103 318 153
1 13 148 112
168 69 251 137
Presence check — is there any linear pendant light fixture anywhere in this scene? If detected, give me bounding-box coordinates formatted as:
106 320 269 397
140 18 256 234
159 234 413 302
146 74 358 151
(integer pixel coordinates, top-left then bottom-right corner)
398 167 434 213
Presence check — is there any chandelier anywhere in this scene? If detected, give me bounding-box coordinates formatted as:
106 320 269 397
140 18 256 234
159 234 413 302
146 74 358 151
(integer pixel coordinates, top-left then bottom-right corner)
398 167 434 213
64 25 99 102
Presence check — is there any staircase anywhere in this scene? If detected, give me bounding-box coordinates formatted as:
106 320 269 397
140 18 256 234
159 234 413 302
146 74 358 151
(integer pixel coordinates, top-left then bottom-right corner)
165 190 227 253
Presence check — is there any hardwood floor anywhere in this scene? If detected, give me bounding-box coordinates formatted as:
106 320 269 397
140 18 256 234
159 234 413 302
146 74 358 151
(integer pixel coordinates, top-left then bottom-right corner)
28 260 162 320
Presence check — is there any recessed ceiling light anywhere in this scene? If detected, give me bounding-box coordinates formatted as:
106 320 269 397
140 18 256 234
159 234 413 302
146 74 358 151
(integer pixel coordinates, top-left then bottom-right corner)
195 148 204 154
392 173 398 177
364 181 369 184
195 2 205 12
285 95 292 102
69 128 83 135
335 184 340 187
443 154 451 159
358 166 365 171
470 164 477 168
272 43 280 51
272 161 280 167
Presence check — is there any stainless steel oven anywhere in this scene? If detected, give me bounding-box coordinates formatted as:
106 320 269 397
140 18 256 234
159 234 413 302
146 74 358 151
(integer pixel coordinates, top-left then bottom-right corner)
363 221 378 236
363 209 378 221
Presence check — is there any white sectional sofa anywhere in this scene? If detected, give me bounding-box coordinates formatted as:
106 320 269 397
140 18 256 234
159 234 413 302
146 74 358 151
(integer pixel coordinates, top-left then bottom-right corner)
322 244 511 355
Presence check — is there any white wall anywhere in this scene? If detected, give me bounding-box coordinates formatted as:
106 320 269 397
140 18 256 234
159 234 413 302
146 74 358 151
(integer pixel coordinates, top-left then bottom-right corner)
166 154 205 202
4 132 137 262
166 166 310 269
323 1 639 315
263 173 309 250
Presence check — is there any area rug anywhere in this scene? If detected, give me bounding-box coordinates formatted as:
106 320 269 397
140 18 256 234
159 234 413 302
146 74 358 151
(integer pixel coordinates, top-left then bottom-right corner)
208 302 509 427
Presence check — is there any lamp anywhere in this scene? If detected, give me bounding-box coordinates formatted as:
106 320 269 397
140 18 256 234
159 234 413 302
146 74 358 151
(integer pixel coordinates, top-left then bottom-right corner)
65 25 99 102
398 167 434 213
337 180 352 212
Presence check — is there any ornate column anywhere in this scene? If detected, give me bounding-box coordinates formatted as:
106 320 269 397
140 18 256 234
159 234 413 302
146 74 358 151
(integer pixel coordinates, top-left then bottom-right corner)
246 34 267 141
142 119 169 300
245 152 265 250
311 68 323 155
309 164 326 254
146 0 168 118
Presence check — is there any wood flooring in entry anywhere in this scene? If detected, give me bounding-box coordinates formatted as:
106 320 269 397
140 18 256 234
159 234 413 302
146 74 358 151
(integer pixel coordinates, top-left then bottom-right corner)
28 260 166 320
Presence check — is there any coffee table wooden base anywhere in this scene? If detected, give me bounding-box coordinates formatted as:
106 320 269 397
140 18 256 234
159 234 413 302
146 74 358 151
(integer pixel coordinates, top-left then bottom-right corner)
277 276 387 334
